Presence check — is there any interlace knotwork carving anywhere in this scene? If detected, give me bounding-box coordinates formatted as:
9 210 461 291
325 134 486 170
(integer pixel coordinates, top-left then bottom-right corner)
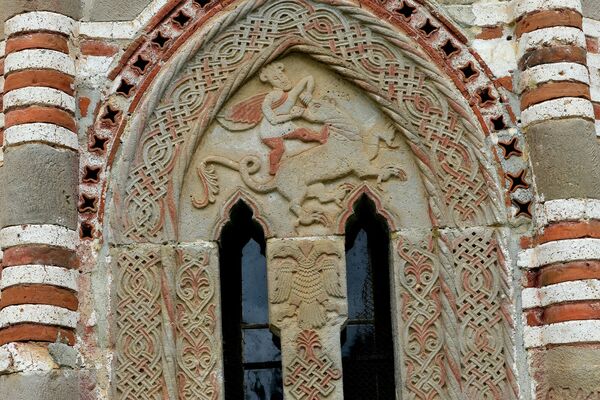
115 247 164 399
175 245 220 400
396 235 446 399
270 240 345 329
284 330 341 400
122 0 502 240
443 229 517 399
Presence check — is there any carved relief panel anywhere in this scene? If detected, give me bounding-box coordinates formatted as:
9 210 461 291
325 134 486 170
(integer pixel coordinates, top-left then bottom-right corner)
113 242 223 400
179 55 431 240
267 237 347 400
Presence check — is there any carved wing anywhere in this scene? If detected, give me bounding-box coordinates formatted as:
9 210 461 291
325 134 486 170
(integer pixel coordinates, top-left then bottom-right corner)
320 257 344 298
270 259 294 304
216 93 267 131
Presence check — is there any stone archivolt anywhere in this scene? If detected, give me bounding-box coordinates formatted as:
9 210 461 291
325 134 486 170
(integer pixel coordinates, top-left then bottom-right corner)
109 0 520 399
116 0 505 242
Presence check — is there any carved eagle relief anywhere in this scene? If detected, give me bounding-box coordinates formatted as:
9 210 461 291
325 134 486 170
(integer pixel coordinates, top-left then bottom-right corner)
270 241 345 329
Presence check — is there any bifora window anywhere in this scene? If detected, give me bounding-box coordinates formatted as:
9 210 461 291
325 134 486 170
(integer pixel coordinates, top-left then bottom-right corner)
220 202 284 400
342 197 397 399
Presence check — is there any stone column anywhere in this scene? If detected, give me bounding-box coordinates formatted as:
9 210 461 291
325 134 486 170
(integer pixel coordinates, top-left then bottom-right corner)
267 237 347 400
0 6 80 399
516 0 600 397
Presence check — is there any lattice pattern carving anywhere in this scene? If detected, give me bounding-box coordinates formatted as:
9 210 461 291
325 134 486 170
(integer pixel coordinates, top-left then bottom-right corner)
175 244 221 400
284 330 342 400
441 229 517 399
115 247 165 399
122 0 502 240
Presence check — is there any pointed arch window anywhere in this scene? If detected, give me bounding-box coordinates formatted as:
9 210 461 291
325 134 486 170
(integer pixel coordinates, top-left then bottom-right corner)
220 202 284 400
342 197 397 399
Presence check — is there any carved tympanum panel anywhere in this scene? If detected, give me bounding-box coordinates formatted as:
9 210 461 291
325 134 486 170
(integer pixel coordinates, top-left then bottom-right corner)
180 55 429 239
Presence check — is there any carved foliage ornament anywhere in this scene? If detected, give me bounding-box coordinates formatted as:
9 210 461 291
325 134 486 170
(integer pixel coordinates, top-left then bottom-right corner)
115 244 221 400
285 330 342 400
121 0 503 241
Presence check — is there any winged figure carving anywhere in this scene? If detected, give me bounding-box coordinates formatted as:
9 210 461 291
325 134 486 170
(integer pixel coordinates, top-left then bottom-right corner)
270 241 345 328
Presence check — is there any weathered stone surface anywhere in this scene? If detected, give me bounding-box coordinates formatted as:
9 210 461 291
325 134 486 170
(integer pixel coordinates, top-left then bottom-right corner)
48 343 78 369
267 237 346 400
0 370 79 400
533 345 600 398
583 0 600 20
526 118 600 200
0 144 78 230
81 0 152 22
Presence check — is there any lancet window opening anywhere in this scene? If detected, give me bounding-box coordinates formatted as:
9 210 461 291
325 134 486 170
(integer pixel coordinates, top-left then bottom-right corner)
342 196 397 399
219 201 284 400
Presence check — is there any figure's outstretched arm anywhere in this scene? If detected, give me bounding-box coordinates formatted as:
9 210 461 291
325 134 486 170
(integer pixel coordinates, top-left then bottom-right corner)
262 95 304 124
290 75 315 104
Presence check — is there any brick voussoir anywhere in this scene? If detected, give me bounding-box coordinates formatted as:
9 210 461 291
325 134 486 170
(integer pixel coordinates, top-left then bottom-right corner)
0 323 75 346
516 9 583 39
0 284 78 311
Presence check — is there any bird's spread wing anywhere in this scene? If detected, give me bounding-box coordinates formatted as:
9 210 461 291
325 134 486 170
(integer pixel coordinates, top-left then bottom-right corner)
270 260 294 303
320 258 344 298
217 93 267 131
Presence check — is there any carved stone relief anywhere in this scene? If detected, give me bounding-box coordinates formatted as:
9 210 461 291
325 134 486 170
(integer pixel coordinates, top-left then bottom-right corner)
392 228 518 400
181 55 427 239
117 0 504 243
113 242 223 400
268 238 346 399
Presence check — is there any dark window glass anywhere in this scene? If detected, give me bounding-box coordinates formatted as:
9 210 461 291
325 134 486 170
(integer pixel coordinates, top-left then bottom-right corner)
220 202 284 400
342 197 397 400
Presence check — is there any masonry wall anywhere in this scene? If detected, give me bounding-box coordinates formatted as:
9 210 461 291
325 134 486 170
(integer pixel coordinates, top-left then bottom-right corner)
0 0 599 399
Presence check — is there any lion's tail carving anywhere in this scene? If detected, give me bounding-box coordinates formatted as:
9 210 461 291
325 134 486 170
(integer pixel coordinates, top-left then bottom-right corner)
192 155 276 208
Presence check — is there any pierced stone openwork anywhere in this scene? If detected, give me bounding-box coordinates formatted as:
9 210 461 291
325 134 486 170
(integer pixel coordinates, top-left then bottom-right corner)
107 0 521 399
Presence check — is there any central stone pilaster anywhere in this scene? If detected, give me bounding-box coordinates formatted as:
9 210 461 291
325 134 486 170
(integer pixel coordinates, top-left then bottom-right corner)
267 237 347 400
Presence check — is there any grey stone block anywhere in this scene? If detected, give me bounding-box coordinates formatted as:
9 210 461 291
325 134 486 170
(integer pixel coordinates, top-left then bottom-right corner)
526 118 600 201
0 370 79 400
82 0 152 21
0 144 78 230
583 0 600 20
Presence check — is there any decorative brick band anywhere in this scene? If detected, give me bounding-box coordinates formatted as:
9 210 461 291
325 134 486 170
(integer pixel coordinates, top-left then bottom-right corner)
0 324 75 346
0 285 78 311
4 69 74 95
1 11 79 350
2 244 78 269
5 32 69 54
527 260 600 287
516 9 582 38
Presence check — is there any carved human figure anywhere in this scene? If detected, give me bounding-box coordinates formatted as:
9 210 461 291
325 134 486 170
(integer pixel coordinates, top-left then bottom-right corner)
218 62 328 175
